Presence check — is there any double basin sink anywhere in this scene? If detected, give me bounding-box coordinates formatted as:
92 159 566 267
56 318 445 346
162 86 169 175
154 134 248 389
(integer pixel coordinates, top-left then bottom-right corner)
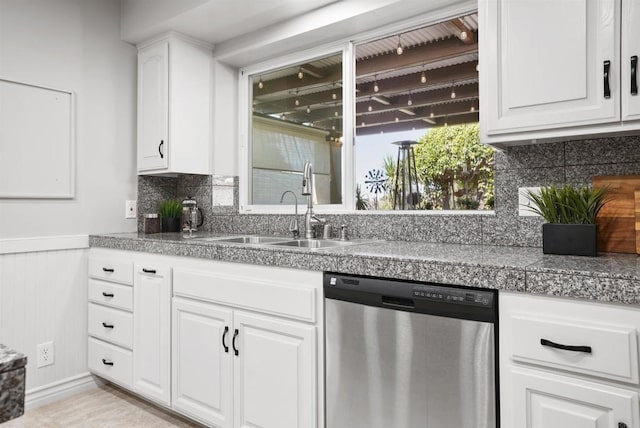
195 235 365 249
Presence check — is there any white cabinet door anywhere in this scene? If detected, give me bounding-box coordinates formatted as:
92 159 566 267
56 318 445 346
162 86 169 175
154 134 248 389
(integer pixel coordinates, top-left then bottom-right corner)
233 311 316 428
172 298 233 428
506 366 639 428
133 263 171 405
137 41 169 172
481 0 619 135
622 0 640 120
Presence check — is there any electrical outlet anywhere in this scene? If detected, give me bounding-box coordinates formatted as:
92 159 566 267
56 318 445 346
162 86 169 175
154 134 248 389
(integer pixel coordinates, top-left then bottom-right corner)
37 341 54 368
518 187 541 216
125 200 137 219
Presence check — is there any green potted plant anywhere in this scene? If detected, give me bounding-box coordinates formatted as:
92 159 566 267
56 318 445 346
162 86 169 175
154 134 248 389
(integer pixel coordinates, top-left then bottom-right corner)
159 199 182 233
525 185 610 257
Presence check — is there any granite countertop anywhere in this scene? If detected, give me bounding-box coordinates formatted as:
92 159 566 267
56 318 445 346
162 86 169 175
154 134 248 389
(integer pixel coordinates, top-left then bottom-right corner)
89 232 640 306
0 344 27 373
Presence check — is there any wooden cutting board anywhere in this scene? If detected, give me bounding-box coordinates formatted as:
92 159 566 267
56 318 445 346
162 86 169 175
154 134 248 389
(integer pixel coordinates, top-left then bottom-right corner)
635 190 640 254
593 175 640 254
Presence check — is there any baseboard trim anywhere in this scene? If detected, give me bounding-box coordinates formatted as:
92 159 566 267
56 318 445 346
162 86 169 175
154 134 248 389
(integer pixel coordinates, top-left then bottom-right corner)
0 235 89 255
25 372 103 410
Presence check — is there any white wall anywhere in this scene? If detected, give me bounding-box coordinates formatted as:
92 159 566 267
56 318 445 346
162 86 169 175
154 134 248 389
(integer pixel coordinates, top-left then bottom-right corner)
0 0 138 239
212 60 238 176
0 0 137 403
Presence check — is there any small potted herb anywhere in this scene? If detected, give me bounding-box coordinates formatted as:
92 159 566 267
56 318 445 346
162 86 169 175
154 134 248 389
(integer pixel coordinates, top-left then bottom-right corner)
525 185 610 257
159 199 182 233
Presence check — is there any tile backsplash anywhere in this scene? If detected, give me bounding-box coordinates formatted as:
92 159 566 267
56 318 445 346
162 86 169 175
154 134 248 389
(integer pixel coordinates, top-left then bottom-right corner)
138 135 640 247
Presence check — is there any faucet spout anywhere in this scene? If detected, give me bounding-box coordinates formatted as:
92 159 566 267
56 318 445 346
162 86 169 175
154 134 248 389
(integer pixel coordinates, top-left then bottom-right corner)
302 161 313 196
280 190 299 239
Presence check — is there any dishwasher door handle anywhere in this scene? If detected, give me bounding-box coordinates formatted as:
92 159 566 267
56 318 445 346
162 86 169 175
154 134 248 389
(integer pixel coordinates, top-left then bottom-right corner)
381 296 415 309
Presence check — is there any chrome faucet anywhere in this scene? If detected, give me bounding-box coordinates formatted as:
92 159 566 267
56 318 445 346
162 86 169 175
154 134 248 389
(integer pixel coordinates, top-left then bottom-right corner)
301 161 326 239
279 190 299 238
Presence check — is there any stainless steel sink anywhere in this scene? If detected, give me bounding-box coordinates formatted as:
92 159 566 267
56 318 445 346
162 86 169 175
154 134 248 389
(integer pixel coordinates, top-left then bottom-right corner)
196 235 292 244
268 239 360 249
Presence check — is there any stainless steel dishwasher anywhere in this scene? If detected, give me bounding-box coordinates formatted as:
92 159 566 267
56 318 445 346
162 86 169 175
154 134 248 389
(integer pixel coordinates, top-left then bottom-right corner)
324 272 497 428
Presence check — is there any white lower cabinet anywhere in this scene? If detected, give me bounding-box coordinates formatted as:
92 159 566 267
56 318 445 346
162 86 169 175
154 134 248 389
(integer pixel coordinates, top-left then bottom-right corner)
172 298 234 427
500 292 640 428
233 311 316 428
89 249 323 428
509 366 638 428
133 262 172 406
171 262 321 428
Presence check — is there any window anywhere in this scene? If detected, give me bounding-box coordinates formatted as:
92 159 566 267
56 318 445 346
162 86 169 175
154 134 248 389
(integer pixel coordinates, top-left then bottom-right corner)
241 51 345 211
240 10 492 213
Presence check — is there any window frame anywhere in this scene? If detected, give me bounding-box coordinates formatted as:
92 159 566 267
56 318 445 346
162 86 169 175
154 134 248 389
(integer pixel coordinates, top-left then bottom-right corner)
239 42 354 213
238 1 486 215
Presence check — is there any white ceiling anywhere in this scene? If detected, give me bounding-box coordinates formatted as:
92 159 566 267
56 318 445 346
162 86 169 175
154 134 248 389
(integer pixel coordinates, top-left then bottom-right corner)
120 0 341 45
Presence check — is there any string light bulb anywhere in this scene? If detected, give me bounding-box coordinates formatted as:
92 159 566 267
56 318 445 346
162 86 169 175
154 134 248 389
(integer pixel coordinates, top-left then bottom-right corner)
470 100 476 112
373 75 379 93
407 92 413 106
297 68 304 79
430 109 435 118
450 86 456 99
420 63 427 84
295 98 300 106
306 105 311 114
395 117 399 122
368 104 373 112
258 77 264 89
332 82 337 100
396 34 404 55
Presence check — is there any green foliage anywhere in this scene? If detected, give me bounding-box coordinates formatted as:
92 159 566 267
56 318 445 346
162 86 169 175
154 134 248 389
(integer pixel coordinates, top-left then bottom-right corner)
159 199 182 218
355 185 369 210
413 123 494 210
525 185 610 224
457 197 480 210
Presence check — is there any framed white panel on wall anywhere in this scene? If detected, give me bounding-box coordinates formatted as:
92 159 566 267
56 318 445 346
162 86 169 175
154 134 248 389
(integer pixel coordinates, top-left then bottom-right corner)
0 78 75 199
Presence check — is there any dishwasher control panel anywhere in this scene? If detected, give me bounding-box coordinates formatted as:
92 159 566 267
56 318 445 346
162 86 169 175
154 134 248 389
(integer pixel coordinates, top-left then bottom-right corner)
412 284 493 307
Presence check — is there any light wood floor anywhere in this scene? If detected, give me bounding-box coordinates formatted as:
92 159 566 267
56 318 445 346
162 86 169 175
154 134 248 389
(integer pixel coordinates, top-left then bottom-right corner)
3 384 202 427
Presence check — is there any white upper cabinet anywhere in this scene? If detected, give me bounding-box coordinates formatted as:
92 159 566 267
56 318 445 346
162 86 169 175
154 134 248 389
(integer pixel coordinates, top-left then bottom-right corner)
480 0 640 146
137 33 212 175
622 0 640 120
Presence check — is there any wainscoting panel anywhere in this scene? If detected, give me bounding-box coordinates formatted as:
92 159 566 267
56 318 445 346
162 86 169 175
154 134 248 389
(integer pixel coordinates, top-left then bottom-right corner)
0 243 89 393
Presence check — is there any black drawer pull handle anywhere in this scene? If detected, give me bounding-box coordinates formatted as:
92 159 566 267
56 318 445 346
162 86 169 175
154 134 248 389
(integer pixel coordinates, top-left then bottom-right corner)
604 60 611 99
619 423 628 428
102 292 114 298
102 322 114 329
222 326 229 353
102 267 114 273
232 329 239 356
159 140 164 158
102 359 114 366
142 268 156 274
541 338 592 354
631 56 638 96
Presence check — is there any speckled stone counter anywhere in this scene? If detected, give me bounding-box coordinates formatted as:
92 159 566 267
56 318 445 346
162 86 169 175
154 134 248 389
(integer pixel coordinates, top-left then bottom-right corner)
0 344 27 423
89 232 640 306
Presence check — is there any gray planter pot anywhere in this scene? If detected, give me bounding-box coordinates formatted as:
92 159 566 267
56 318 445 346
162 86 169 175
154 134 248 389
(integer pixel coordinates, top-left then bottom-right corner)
542 223 597 257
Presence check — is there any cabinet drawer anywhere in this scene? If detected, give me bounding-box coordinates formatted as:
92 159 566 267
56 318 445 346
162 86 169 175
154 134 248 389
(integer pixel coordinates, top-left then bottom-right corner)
502 293 640 384
88 337 133 389
173 267 316 322
89 257 133 285
88 279 133 311
88 303 133 349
